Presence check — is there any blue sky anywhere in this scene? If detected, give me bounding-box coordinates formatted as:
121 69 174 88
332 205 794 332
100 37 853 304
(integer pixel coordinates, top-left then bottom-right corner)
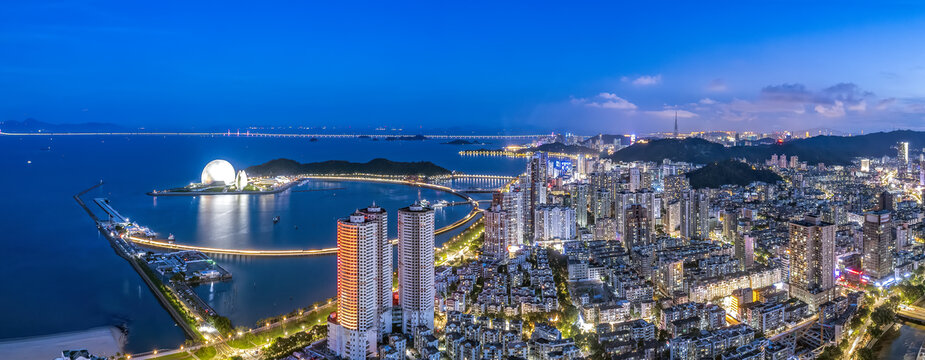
1 1 924 133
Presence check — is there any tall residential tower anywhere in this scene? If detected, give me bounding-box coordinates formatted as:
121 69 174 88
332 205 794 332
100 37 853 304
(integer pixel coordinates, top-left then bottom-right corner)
397 202 436 334
328 206 392 360
788 214 835 310
863 210 894 282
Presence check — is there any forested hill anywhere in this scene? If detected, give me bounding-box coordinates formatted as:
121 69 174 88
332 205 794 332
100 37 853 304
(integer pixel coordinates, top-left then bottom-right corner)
608 130 925 165
686 160 783 189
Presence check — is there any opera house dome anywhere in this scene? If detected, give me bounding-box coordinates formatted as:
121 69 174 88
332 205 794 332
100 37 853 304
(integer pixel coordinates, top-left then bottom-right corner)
201 159 236 185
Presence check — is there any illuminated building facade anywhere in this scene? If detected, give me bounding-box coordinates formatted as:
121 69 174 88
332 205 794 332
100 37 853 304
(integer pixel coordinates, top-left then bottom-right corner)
328 206 391 360
788 214 835 310
863 210 894 283
398 202 435 333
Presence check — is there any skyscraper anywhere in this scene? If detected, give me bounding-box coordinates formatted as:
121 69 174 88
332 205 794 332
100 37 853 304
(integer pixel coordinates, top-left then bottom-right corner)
788 214 835 310
878 191 893 212
692 189 710 240
502 189 525 245
629 167 641 192
863 210 894 282
678 190 693 239
898 141 909 164
736 233 755 270
534 205 577 241
361 205 392 339
722 208 738 243
623 204 650 250
397 202 436 334
572 182 589 228
483 196 507 260
593 188 613 220
663 175 689 203
328 206 391 360
527 153 549 241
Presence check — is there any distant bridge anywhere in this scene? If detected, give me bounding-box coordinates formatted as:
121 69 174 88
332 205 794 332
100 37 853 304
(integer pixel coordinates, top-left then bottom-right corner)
433 174 517 195
0 131 544 139
441 174 517 180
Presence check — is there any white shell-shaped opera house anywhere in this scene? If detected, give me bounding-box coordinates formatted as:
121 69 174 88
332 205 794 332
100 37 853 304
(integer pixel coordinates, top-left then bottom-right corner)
201 159 237 185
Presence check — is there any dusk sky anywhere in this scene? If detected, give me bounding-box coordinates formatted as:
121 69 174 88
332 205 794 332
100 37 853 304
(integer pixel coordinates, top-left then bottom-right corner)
2 1 925 134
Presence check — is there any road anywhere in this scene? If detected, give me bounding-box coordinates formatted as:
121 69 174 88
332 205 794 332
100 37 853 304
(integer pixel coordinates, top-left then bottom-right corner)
132 302 336 360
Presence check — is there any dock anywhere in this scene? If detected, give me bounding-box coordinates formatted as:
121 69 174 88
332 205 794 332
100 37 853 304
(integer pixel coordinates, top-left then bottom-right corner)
146 177 305 196
75 184 207 340
94 198 129 223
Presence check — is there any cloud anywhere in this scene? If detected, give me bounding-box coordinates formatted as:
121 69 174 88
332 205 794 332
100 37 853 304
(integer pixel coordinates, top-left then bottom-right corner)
706 78 727 92
818 83 872 106
571 93 638 110
760 83 814 103
814 101 846 117
646 109 697 118
632 74 661 86
846 100 866 112
622 74 662 86
756 82 871 117
557 82 925 133
877 98 897 110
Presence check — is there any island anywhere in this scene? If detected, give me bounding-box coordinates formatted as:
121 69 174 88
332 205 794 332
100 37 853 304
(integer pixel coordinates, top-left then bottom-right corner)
245 158 452 177
685 159 782 189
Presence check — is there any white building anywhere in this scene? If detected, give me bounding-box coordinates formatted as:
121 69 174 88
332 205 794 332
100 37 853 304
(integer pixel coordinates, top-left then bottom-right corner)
398 202 436 334
534 205 577 241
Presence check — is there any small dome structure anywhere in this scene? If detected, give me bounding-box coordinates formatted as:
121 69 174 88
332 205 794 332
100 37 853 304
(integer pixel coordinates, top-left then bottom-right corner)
201 159 236 185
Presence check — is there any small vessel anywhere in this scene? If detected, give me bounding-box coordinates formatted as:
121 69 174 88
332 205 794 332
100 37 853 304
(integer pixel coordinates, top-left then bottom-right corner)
273 216 280 224
167 233 175 242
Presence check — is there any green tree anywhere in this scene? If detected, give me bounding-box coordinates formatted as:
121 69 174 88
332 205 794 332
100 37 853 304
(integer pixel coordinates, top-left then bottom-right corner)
871 306 894 326
817 345 843 360
857 348 876 360
211 315 234 335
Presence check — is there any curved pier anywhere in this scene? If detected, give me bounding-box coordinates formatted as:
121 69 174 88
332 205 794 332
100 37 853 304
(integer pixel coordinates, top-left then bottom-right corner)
126 176 483 256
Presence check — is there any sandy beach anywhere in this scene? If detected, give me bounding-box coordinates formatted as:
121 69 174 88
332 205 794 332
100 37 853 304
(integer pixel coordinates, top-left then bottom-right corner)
0 327 124 360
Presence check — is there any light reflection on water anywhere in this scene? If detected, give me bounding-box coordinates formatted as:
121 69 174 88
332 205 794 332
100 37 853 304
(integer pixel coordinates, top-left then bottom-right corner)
0 135 525 352
133 180 478 328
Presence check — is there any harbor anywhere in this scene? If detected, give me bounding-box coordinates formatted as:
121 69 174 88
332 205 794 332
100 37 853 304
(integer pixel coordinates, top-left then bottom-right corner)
76 185 236 343
0 134 526 354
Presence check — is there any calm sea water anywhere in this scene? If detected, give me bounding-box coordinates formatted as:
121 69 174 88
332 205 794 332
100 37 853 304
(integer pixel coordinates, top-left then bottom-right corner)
0 135 525 352
877 323 925 359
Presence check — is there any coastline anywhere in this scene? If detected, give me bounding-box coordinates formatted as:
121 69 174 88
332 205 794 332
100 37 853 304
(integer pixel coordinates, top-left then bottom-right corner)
0 326 124 360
